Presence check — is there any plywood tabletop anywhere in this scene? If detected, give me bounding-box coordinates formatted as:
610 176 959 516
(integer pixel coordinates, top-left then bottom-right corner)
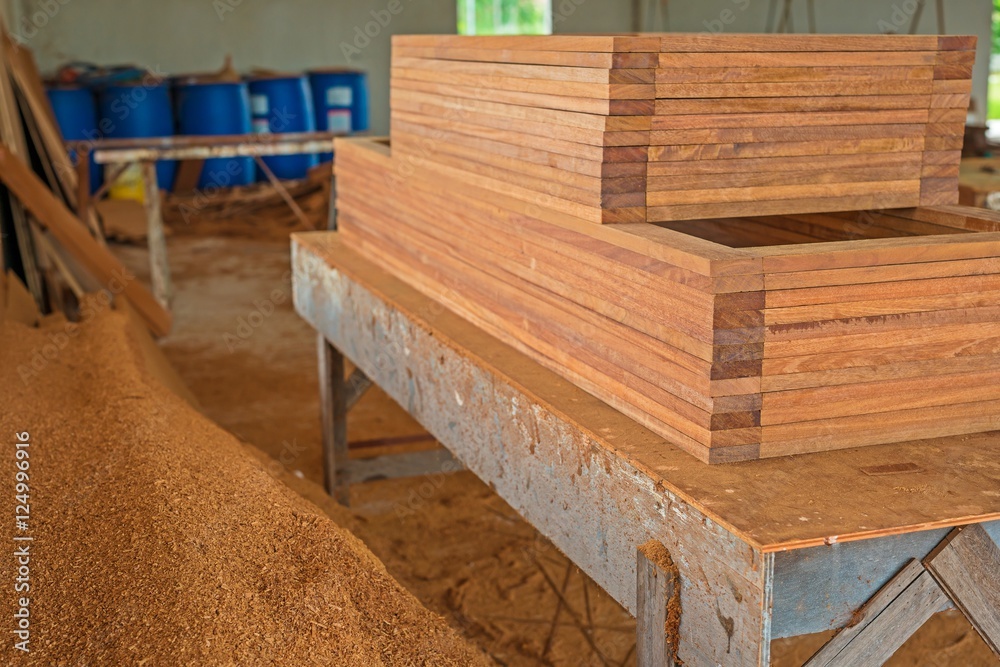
294 233 1000 554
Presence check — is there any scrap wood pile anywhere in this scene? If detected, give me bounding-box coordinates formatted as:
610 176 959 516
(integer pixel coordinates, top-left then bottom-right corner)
0 31 171 337
163 159 331 232
329 33 1000 464
0 278 489 665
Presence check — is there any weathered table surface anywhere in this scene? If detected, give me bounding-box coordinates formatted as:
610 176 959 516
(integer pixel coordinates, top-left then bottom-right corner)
292 232 1000 666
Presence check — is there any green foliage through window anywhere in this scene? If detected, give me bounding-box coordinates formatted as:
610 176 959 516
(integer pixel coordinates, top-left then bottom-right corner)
991 0 1000 118
457 0 552 35
994 0 1000 57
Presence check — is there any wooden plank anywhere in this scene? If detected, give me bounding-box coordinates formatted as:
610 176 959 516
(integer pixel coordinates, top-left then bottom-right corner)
4 36 110 246
390 127 628 180
762 327 1000 376
770 529 974 638
636 541 680 667
391 76 644 115
761 354 1000 392
384 146 606 222
649 124 928 146
654 95 932 115
647 193 919 223
764 290 1000 325
655 80 934 99
924 525 1000 655
648 138 926 162
658 34 949 53
391 104 647 151
392 55 655 84
647 180 919 207
392 88 652 132
650 109 930 130
760 398 1000 457
658 50 940 68
755 231 1000 273
2 34 74 202
394 45 658 68
804 560 946 666
391 95 650 147
804 570 947 665
0 35 43 306
647 152 921 177
391 111 633 162
655 65 933 84
393 67 654 100
761 369 1000 425
392 34 661 53
0 145 171 337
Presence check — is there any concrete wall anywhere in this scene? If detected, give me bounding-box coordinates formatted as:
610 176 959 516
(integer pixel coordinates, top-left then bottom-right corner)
16 0 630 134
14 0 994 132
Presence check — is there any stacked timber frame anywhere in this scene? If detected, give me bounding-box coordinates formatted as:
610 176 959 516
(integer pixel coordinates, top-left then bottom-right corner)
390 33 973 222
329 33 998 464
336 137 1000 463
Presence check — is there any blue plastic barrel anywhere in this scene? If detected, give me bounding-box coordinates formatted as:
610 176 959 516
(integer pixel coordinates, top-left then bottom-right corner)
247 75 318 181
46 87 102 194
97 81 177 191
174 81 254 189
308 69 369 161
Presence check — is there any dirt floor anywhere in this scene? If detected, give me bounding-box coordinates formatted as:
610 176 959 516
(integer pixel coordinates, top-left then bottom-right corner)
113 222 999 667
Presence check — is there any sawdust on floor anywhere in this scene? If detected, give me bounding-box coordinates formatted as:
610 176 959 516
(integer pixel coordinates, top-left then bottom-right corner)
115 225 999 667
0 303 488 665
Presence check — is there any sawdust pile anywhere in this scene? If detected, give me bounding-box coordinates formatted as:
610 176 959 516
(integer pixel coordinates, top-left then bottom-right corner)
0 306 489 665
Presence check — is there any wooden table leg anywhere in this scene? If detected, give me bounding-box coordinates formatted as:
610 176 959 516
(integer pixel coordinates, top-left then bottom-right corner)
318 334 350 505
637 540 680 667
327 172 338 231
806 524 1000 666
140 160 172 308
925 524 1000 655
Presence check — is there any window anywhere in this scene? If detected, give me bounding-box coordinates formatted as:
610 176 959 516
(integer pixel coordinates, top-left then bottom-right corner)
991 0 1000 121
457 0 552 36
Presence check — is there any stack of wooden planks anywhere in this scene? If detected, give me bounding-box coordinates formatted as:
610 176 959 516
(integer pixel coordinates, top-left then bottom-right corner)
390 34 973 224
334 136 1000 463
391 35 657 224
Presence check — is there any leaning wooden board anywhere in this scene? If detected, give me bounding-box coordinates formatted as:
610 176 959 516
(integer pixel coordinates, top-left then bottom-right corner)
335 137 1000 463
390 33 973 223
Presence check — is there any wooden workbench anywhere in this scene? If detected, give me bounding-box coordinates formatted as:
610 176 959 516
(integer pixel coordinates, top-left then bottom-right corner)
71 131 342 311
292 232 1000 666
